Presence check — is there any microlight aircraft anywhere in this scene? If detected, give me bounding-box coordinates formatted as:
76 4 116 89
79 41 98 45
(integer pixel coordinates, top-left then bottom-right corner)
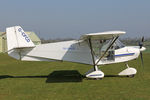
6 26 146 79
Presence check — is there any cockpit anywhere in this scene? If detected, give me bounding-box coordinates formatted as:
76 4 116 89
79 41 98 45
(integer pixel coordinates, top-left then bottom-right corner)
102 39 125 61
91 39 125 61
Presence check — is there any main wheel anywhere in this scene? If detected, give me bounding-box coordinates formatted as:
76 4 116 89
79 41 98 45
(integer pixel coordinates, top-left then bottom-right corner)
95 78 103 80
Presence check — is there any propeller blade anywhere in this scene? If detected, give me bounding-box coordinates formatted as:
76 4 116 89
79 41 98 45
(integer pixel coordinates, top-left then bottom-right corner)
141 36 144 42
140 52 144 67
139 36 144 49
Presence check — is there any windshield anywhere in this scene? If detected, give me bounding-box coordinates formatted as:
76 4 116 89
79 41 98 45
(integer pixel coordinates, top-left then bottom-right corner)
114 39 125 49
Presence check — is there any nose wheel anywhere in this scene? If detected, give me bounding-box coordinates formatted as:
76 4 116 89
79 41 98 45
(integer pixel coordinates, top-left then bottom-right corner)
127 74 135 78
118 63 137 77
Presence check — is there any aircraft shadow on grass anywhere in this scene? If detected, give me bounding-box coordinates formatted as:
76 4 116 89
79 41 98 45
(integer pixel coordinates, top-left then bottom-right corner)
0 70 128 83
0 70 83 83
46 70 83 83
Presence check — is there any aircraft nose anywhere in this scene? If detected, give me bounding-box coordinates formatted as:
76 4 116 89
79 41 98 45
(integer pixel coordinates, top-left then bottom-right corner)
140 47 146 52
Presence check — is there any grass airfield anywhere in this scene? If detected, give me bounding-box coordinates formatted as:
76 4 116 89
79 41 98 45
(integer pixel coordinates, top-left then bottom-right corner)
0 53 150 100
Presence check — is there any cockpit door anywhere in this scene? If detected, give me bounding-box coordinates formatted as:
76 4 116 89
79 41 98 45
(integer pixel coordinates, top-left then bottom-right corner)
100 40 115 61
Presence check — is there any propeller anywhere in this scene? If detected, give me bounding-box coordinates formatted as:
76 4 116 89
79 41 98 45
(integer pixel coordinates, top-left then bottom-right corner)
138 36 145 67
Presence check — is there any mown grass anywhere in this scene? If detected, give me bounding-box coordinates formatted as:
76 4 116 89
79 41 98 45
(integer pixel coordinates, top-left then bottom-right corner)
0 53 150 100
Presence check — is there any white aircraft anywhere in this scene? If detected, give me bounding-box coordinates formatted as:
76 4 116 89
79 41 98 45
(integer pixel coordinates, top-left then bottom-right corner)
6 26 146 79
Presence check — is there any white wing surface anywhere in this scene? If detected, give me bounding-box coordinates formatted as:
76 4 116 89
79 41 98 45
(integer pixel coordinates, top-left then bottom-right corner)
80 31 126 40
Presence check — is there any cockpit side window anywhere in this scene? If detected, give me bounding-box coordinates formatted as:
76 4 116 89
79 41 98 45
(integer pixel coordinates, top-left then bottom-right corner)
100 39 115 61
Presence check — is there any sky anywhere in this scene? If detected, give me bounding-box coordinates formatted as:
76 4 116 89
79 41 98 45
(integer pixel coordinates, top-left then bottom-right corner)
0 0 150 39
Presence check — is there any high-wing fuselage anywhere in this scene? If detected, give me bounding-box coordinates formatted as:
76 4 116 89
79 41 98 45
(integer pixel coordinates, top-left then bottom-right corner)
8 39 144 65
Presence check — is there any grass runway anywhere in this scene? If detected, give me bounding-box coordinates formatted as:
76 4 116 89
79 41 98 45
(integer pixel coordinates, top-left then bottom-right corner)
0 53 150 100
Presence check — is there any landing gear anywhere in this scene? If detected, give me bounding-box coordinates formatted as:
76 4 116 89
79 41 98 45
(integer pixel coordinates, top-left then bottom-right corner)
85 65 104 79
86 38 105 79
118 63 137 77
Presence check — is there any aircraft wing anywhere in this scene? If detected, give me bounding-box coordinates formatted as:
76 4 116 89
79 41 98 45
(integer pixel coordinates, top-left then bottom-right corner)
80 31 126 40
79 31 126 66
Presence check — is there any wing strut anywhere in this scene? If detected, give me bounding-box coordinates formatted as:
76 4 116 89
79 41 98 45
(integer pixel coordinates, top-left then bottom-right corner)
95 36 119 65
88 38 97 71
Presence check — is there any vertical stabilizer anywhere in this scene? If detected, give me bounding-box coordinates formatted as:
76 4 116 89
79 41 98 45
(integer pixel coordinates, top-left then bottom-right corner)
6 26 35 51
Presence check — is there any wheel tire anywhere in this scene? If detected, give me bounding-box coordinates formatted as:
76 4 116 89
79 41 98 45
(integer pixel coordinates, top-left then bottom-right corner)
95 78 103 80
127 74 135 78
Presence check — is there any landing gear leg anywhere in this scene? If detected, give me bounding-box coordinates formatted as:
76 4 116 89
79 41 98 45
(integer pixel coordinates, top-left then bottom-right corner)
125 63 130 68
